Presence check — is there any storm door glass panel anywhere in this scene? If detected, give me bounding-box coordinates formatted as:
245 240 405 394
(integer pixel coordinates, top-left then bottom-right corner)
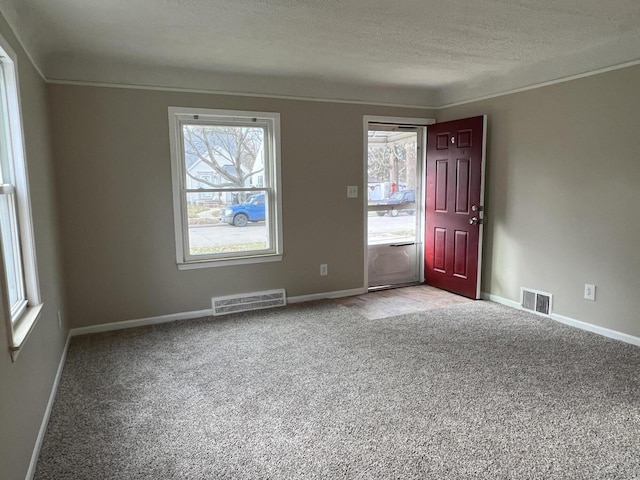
367 130 419 245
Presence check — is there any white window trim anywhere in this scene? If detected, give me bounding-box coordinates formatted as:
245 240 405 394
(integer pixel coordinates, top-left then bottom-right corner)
168 106 283 269
0 35 42 361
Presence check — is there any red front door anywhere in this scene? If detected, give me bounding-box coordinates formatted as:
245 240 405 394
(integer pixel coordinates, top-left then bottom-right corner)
425 116 486 299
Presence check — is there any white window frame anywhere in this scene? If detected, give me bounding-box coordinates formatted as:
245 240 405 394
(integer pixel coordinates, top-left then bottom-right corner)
168 107 283 269
0 36 42 361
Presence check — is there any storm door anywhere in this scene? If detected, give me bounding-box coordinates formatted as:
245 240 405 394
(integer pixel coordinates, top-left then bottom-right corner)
367 124 424 288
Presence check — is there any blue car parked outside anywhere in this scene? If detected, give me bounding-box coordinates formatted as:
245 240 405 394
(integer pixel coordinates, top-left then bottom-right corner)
220 194 265 227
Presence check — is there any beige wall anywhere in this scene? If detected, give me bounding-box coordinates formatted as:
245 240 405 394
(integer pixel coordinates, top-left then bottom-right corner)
0 14 67 480
438 65 640 337
48 84 434 328
49 65 640 339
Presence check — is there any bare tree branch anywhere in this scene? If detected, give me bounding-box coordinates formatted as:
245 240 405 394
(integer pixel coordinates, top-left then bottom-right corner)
183 124 264 190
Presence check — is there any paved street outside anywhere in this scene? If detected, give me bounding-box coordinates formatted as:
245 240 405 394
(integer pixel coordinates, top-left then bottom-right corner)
368 213 417 244
188 214 417 248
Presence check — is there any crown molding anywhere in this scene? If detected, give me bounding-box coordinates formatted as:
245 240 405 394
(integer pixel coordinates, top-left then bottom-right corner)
436 58 640 109
46 77 438 110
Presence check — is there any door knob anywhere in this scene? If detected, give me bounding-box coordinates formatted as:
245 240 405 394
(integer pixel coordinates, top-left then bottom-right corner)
469 217 483 225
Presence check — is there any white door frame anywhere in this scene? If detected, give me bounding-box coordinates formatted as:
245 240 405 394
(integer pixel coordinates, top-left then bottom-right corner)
362 115 436 290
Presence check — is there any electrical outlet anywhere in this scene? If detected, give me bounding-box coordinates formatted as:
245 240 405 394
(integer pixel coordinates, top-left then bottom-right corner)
346 186 358 198
584 284 596 301
320 264 328 276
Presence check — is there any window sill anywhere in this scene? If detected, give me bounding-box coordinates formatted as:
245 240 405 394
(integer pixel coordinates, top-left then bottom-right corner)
178 253 283 270
9 303 44 361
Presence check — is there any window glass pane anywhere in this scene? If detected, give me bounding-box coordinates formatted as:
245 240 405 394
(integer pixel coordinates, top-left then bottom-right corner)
0 66 14 184
183 124 265 189
186 190 270 256
0 192 25 315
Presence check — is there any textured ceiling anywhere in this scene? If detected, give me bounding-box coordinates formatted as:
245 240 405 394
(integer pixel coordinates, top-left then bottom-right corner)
1 0 640 106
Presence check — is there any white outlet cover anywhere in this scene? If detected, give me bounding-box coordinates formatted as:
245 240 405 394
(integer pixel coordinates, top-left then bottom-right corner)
347 186 358 198
584 284 596 301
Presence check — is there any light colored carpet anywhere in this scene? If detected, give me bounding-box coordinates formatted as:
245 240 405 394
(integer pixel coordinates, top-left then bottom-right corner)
35 301 640 479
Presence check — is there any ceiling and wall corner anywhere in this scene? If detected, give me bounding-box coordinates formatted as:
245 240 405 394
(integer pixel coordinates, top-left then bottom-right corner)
0 0 640 108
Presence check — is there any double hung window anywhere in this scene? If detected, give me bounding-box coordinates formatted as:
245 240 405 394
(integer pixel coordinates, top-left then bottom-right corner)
168 107 282 268
0 38 42 359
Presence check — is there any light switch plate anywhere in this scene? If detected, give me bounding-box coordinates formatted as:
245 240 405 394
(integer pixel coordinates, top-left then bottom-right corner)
347 186 358 198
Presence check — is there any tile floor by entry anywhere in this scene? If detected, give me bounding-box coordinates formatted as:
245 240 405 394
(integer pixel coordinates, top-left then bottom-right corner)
333 284 473 320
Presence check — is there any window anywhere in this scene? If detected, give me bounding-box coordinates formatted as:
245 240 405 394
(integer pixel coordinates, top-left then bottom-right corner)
0 37 42 360
168 107 282 269
198 174 213 199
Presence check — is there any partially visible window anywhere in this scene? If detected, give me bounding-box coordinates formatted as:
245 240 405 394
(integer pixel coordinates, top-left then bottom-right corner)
168 107 282 268
198 174 213 199
0 37 42 360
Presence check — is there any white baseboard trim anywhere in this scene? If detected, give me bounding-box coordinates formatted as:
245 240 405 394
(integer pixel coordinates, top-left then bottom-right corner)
70 288 368 337
549 312 640 347
482 292 640 348
70 309 212 337
480 291 521 309
26 333 71 480
288 287 367 304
